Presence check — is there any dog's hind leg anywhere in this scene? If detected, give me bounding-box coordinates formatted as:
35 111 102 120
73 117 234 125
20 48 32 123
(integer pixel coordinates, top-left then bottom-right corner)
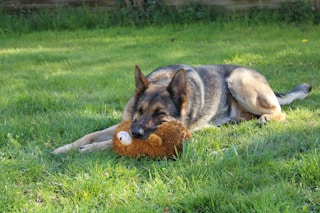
51 124 118 154
227 67 286 124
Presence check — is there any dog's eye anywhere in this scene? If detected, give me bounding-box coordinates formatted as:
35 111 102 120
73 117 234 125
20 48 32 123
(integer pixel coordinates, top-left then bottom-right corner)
138 107 143 115
159 111 166 116
154 109 166 117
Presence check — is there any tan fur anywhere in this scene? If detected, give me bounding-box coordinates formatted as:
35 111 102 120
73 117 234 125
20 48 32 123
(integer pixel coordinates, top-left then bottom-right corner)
226 67 285 123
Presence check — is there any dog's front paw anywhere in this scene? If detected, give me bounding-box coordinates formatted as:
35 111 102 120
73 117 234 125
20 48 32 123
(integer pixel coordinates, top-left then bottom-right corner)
258 114 270 126
79 141 113 153
79 144 94 153
51 144 72 154
51 147 64 155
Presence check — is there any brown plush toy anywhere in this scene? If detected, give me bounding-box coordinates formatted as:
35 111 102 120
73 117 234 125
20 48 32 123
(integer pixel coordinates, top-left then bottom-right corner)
113 120 191 158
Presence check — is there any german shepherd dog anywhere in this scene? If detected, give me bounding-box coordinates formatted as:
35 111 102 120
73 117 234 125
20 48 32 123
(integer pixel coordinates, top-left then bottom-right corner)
52 64 311 154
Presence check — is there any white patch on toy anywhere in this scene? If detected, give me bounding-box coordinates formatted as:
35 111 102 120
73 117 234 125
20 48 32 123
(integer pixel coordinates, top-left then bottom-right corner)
117 131 132 145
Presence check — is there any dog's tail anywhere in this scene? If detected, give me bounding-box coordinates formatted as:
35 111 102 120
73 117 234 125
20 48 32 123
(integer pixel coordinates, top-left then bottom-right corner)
275 83 312 105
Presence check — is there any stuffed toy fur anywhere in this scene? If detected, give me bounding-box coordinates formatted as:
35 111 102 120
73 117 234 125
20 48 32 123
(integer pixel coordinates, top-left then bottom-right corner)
113 120 191 158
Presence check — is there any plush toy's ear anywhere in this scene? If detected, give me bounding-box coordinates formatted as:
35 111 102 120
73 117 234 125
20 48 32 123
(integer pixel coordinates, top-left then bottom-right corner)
147 134 162 147
135 65 150 95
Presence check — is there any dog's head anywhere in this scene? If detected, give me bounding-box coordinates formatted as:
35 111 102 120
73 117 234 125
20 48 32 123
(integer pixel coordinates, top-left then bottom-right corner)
130 65 189 139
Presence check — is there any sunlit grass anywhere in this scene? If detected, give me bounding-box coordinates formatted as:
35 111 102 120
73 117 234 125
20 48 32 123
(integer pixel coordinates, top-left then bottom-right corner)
0 22 319 212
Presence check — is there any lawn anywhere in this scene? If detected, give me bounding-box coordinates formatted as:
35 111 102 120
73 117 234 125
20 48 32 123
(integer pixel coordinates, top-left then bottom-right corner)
0 22 319 212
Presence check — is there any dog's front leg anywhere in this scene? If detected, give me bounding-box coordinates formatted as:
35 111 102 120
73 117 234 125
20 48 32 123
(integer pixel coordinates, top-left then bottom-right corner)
51 133 94 154
78 140 113 153
51 124 118 154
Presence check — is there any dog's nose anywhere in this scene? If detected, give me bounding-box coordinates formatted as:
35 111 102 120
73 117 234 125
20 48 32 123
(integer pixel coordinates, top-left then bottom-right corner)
130 128 144 139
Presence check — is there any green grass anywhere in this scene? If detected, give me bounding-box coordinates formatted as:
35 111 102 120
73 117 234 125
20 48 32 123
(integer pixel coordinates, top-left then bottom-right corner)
0 22 319 212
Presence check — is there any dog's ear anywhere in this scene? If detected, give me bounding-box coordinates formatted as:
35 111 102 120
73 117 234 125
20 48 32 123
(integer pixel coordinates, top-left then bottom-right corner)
167 69 189 125
135 65 149 95
167 69 187 102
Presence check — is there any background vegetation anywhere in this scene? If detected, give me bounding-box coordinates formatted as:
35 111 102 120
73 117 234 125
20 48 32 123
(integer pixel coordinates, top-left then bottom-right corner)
0 2 319 212
1 0 319 34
